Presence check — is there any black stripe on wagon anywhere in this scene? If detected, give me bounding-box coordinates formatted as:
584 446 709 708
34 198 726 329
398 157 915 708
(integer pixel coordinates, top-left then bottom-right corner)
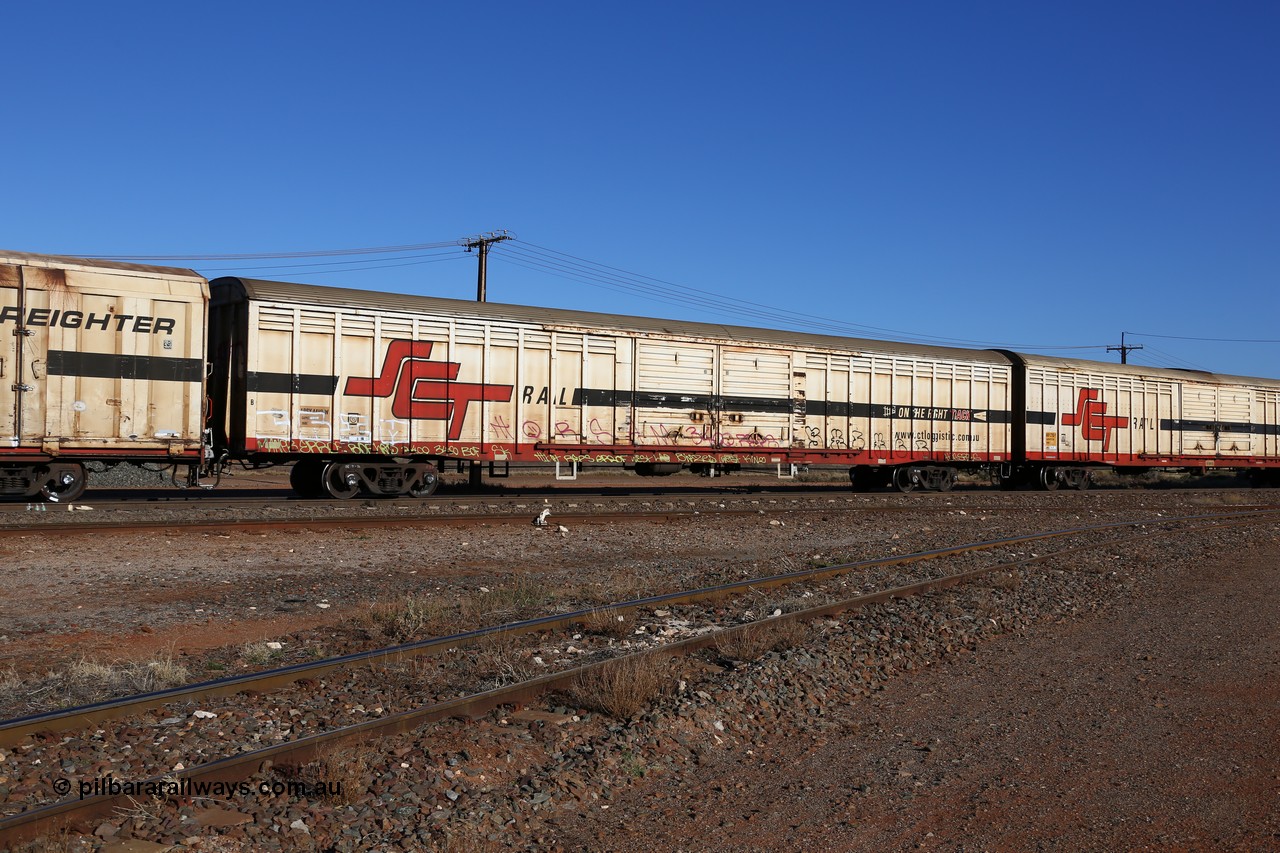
1160 418 1280 436
572 389 720 409
572 387 1013 422
46 350 203 382
575 389 805 414
722 395 791 413
818 402 1013 423
246 372 340 395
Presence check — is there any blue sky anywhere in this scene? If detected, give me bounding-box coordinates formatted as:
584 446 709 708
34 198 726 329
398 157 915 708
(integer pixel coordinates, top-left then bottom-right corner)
4 2 1277 376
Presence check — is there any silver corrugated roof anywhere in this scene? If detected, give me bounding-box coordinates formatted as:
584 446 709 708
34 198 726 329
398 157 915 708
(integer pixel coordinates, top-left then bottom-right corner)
212 276 1012 364
1009 351 1280 390
0 250 203 280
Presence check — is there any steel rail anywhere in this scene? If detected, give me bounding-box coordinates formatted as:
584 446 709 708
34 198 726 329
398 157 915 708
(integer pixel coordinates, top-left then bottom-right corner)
3 496 1278 537
2 509 1276 846
0 508 759 537
3 507 1276 750
0 499 1022 534
0 483 1265 512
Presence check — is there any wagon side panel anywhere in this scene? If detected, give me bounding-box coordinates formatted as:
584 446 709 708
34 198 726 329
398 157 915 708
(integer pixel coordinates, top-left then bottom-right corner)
633 338 714 448
720 346 792 452
2 262 206 459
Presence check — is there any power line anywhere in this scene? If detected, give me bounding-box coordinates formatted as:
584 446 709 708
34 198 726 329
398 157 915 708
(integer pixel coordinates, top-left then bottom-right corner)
246 255 470 277
198 248 466 272
1126 331 1280 344
78 240 463 261
500 240 1110 352
1138 344 1210 372
66 235 1143 356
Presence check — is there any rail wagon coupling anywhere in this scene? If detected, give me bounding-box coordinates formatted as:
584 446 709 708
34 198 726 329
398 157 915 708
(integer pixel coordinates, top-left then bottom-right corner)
3 250 1279 500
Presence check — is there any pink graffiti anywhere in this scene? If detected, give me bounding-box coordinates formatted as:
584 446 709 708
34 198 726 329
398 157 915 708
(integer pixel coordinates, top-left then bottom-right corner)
489 415 514 440
588 417 613 444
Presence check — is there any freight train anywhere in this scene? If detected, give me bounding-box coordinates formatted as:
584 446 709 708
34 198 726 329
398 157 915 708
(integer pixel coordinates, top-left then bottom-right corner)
2 250 1277 501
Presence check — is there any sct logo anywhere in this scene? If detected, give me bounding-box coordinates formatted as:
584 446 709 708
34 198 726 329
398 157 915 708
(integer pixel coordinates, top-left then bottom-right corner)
1061 388 1127 451
345 340 513 440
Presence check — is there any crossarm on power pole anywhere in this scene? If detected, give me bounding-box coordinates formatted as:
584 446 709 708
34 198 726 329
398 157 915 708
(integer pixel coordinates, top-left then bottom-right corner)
460 231 513 303
1108 331 1143 364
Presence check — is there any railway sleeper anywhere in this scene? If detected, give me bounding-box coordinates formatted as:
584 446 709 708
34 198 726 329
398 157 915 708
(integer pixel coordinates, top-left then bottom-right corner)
289 459 440 500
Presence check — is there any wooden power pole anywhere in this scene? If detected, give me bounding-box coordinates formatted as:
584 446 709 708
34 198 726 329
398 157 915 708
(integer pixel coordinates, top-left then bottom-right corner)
1108 332 1143 364
459 231 512 489
461 231 512 302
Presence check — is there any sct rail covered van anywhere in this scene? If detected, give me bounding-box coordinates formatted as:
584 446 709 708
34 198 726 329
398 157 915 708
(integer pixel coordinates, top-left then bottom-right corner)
2 251 1278 500
207 276 1012 497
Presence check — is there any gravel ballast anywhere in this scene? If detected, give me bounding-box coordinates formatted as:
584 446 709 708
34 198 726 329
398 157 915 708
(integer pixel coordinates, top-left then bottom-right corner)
0 488 1277 850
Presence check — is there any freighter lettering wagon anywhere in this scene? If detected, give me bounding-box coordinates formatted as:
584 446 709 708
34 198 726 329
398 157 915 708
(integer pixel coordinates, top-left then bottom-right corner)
0 252 208 501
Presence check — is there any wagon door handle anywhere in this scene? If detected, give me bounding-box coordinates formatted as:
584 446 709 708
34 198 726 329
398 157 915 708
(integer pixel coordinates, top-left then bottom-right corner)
29 358 44 379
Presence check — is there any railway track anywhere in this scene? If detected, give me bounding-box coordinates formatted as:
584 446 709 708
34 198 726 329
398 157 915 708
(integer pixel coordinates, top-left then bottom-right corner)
4 488 1278 536
2 507 1277 847
0 479 1268 513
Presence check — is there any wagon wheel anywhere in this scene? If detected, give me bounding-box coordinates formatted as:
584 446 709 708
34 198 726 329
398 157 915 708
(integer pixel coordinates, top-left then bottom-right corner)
892 466 917 494
408 470 440 498
289 459 326 498
40 464 87 503
1038 467 1061 491
936 469 957 492
321 462 361 500
1073 470 1092 491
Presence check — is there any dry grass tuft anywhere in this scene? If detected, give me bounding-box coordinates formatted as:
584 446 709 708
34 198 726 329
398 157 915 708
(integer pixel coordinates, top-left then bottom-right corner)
715 618 811 662
564 654 675 720
73 653 191 696
438 833 506 853
360 595 454 643
240 641 284 666
0 653 191 716
573 570 647 606
578 607 636 638
312 741 377 806
0 667 27 709
988 570 1022 589
9 822 86 853
467 632 537 688
463 575 557 620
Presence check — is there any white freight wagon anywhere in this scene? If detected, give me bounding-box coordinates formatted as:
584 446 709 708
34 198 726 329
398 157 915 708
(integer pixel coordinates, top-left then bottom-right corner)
209 277 1011 497
0 251 208 500
1004 352 1280 489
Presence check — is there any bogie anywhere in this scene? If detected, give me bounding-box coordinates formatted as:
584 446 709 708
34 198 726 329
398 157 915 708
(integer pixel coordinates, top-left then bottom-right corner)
888 465 957 493
290 460 442 500
0 463 87 502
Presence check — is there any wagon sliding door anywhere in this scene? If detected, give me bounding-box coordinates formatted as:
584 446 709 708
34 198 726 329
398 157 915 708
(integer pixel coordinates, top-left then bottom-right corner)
634 339 714 447
719 347 792 450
